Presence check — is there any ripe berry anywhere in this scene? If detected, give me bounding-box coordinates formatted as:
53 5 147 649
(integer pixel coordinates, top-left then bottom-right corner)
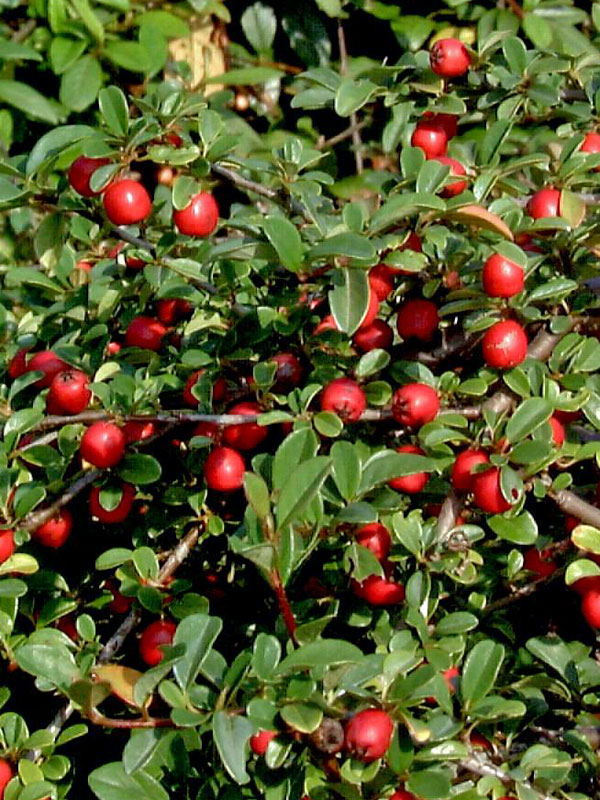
353 320 394 353
76 259 92 272
156 166 175 186
392 383 440 427
526 188 561 220
581 132 600 155
0 530 15 565
0 758 13 798
391 790 417 800
47 369 91 415
320 378 366 422
204 446 245 491
355 522 391 562
411 123 448 158
482 320 528 369
126 255 146 270
353 574 405 606
581 587 600 628
344 709 394 762
173 192 219 236
472 467 513 514
271 352 303 391
80 422 126 468
33 508 73 548
250 730 277 756
572 575 600 596
369 264 395 300
470 731 493 751
122 420 156 444
8 348 29 379
222 402 267 451
482 254 524 298
422 112 458 139
106 580 134 614
397 298 439 342
430 38 471 78
89 483 135 524
443 666 461 692
125 316 167 351
156 299 192 325
358 290 380 330
389 444 429 494
103 180 152 226
451 448 490 492
313 315 339 336
401 231 423 253
433 156 468 197
523 547 557 578
192 421 219 440
139 619 177 666
68 155 110 197
28 351 69 388
549 416 565 446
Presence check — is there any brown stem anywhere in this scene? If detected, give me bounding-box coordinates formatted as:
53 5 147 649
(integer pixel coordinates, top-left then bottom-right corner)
550 489 600 527
20 470 101 532
337 21 363 174
483 567 564 614
271 570 298 645
86 708 175 729
505 0 524 19
316 120 370 151
211 163 278 201
460 754 553 800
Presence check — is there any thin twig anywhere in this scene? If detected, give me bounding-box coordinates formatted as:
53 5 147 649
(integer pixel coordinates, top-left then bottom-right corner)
483 567 565 614
316 120 369 151
550 489 600 527
337 21 363 174
271 570 298 645
20 470 101 532
460 754 554 800
505 0 524 19
211 164 278 201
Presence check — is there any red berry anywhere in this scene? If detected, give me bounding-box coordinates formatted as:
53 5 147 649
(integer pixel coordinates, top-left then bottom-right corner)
482 320 528 369
549 416 565 446
192 421 219 440
0 758 13 798
313 315 339 336
451 448 490 492
173 192 219 236
80 422 126 468
250 730 277 756
411 123 448 158
89 483 135 524
526 188 561 220
515 233 543 254
125 316 167 351
0 530 15 565
271 352 303 391
430 38 470 78
107 580 134 614
126 255 146 270
433 156 468 197
204 446 245 491
470 731 493 751
222 402 267 451
103 180 152 226
392 383 440 427
391 790 417 800
369 264 395 301
106 341 121 356
565 515 579 534
389 444 429 494
443 666 461 692
47 369 91 415
572 575 600 596
68 155 110 197
401 231 423 253
422 112 458 139
355 522 391 562
76 259 92 272
523 547 557 579
472 467 513 514
482 254 524 298
581 132 600 154
554 409 580 425
358 290 380 331
344 709 394 762
28 350 69 388
353 574 405 606
353 320 394 353
139 619 177 666
320 378 366 422
156 299 192 325
122 421 156 444
33 508 73 548
8 348 29 379
581 587 600 628
397 298 439 342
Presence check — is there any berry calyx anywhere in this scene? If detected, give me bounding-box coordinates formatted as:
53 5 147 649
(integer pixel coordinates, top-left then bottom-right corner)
355 522 391 562
0 530 15 565
103 180 152 226
433 156 468 197
222 402 268 451
68 155 111 197
80 422 126 468
344 709 394 762
250 730 277 756
482 320 528 369
397 298 439 342
173 192 219 237
392 383 440 427
451 448 490 492
353 574 405 606
27 350 69 388
47 369 91 415
320 378 366 422
411 122 448 158
125 316 167 351
430 38 471 78
472 467 513 514
353 320 394 353
389 444 429 494
526 188 561 220
204 446 245 492
139 619 177 666
89 483 136 524
482 254 524 298
33 508 73 548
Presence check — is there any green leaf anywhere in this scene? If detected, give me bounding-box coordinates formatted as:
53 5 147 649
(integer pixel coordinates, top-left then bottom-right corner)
479 120 512 165
331 441 361 501
95 548 133 570
89 762 169 800
212 712 252 785
72 0 104 43
60 56 102 112
173 614 223 691
26 124 98 174
502 36 528 74
309 232 376 262
315 0 342 15
277 639 363 673
49 36 88 74
407 769 452 800
461 640 505 708
99 86 129 137
571 525 600 555
263 216 303 272
272 428 319 490
488 511 538 545
0 80 60 124
0 40 42 62
205 67 284 85
103 41 152 74
329 267 370 335
251 633 281 680
565 558 600 587
313 411 344 438
118 455 162 485
16 644 79 691
335 78 377 117
435 612 479 636
469 696 526 721
526 636 577 684
370 193 445 233
523 13 553 49
359 450 435 495
280 703 323 733
136 10 190 37
243 472 271 520
506 398 552 443
241 3 277 53
276 456 332 531
123 729 172 776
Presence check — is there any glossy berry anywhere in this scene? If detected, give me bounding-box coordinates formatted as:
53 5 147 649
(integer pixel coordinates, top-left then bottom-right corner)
472 467 513 514
581 587 600 628
392 383 440 427
527 188 561 220
0 758 13 798
572 575 600 596
430 38 471 78
222 402 267 451
122 420 156 444
68 155 110 197
33 508 73 548
353 320 394 353
482 320 528 369
549 416 565 446
183 372 227 408
369 264 395 300
482 254 524 298
344 709 394 762
107 581 134 614
389 444 429 494
103 180 152 225
581 132 600 154
156 298 192 325
192 421 219 440
250 730 277 756
353 574 405 606
397 298 439 342
89 483 136 524
451 448 490 492
313 315 339 336
390 790 417 800
125 316 167 351
8 348 29 379
47 369 91 415
139 619 177 666
355 522 391 562
173 192 219 236
204 446 245 491
433 156 467 197
523 547 557 579
28 350 69 388
320 378 366 422
411 123 448 158
422 112 458 139
80 422 126 468
0 530 15 565
271 352 303 391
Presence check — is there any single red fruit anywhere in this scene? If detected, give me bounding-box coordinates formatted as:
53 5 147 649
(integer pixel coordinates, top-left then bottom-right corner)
156 298 192 325
357 290 380 331
572 575 600 596
125 316 167 351
515 232 543 254
107 580 134 614
391 790 417 800
389 444 429 494
451 448 490 492
472 467 513 514
204 446 245 491
174 192 219 236
122 420 156 444
526 188 561 220
89 483 136 524
401 231 423 253
549 416 565 446
482 254 524 298
554 409 580 425
433 156 468 197
139 619 177 666
271 352 303 391
250 730 277 756
0 758 13 798
166 131 183 147
76 259 92 272
392 383 440 427
353 574 405 606
523 547 557 578
0 530 15 565
430 38 471 78
344 709 394 762
47 369 91 415
68 155 111 197
320 378 366 422
28 351 69 388
353 320 394 353
565 515 579 533
222 402 267 451
313 315 339 336
80 422 126 468
106 341 121 356
411 123 448 158
397 298 439 342
33 508 73 548
126 255 146 270
581 587 600 628
103 180 152 226
470 731 493 751
422 112 458 139
192 421 219 440
355 522 391 562
8 348 29 379
581 132 600 155
482 320 528 369
369 264 395 301
443 666 461 692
